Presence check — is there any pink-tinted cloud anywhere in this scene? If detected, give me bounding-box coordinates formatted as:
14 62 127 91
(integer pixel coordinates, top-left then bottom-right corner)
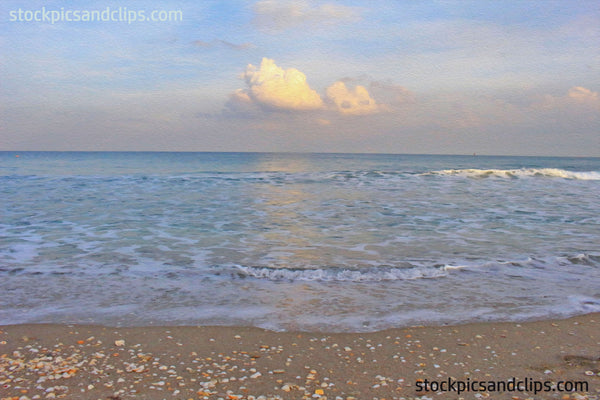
537 86 600 112
567 86 599 103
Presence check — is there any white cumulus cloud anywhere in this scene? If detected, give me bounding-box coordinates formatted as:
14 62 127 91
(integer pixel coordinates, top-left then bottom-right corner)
227 58 392 118
237 58 324 111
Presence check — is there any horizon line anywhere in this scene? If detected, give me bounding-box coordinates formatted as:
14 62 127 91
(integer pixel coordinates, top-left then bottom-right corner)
1 150 599 159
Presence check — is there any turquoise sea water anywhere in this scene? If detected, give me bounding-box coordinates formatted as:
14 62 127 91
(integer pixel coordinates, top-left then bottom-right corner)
1 152 599 331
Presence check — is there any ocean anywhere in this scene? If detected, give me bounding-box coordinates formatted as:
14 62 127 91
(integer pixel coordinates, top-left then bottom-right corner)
1 151 599 331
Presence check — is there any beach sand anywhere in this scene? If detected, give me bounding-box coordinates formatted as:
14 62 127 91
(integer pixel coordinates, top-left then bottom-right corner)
1 314 598 400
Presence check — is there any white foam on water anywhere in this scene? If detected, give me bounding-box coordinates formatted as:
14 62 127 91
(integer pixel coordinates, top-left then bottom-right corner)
1 253 599 331
427 168 600 180
232 264 449 281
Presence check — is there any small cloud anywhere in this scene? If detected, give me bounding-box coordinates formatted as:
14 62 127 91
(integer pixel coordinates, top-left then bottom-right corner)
192 40 211 47
537 86 600 111
369 80 415 105
325 81 387 115
238 58 324 111
218 40 255 50
567 86 599 103
224 89 262 115
337 74 370 83
192 39 255 51
253 0 360 31
316 118 331 125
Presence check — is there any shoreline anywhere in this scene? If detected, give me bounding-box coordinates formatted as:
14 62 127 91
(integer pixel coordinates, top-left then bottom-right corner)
1 314 599 399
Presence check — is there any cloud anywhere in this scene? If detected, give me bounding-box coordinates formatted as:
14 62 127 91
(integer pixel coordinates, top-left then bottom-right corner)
369 80 415 105
252 0 360 31
567 86 599 103
325 81 387 115
237 58 324 111
220 40 255 51
224 89 262 116
536 86 600 112
192 39 255 50
192 40 212 47
227 58 392 118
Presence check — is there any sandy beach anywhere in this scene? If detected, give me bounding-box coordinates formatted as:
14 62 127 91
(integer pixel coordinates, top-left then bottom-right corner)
1 314 598 400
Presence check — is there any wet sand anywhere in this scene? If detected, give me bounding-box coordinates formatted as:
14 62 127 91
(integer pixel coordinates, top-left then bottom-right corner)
1 314 599 399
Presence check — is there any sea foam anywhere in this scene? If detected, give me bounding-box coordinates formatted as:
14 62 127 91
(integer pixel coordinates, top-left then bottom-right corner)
427 168 600 180
231 264 447 281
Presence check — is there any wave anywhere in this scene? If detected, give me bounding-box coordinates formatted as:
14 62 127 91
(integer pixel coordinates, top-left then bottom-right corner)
223 253 600 282
426 168 600 180
229 264 447 282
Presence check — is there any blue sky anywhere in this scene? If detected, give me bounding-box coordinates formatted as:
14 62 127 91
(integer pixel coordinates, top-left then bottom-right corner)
1 0 598 155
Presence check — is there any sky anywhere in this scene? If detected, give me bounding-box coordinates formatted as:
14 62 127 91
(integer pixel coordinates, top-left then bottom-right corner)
1 0 599 156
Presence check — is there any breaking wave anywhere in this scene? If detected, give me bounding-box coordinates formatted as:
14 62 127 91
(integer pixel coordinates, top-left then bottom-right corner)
426 168 600 180
227 253 600 282
230 264 448 282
